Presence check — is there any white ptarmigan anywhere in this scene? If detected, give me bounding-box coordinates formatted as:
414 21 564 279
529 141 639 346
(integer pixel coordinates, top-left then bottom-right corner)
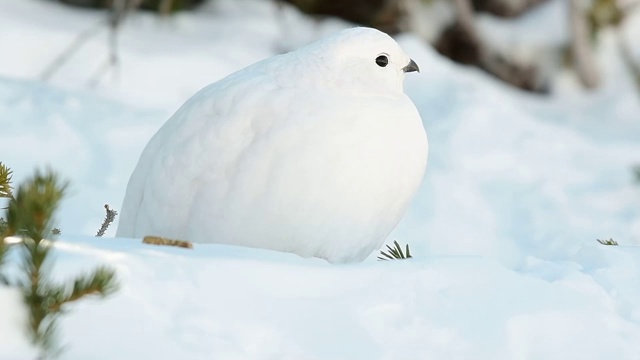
116 27 428 263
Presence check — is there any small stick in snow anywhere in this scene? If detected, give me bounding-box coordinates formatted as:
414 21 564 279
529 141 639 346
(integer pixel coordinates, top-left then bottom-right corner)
142 236 193 249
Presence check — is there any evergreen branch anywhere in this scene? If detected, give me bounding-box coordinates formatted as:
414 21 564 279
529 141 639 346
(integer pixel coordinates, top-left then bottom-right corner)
6 169 68 241
0 217 6 284
393 241 404 256
597 238 619 246
385 246 400 258
96 204 117 237
378 240 413 261
377 251 397 261
49 266 118 313
0 162 13 200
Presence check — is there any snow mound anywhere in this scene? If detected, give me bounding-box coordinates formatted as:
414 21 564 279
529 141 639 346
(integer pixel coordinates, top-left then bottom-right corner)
3 236 640 359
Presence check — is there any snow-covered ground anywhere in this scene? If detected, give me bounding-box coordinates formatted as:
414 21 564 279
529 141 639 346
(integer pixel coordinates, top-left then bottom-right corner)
1 0 640 359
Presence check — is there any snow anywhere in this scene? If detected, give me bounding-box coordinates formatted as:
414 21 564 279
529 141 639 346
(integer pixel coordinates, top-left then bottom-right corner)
3 238 640 359
391 37 640 266
0 0 639 359
0 77 160 234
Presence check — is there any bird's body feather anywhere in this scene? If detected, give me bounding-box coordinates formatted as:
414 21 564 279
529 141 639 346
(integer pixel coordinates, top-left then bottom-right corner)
117 27 428 263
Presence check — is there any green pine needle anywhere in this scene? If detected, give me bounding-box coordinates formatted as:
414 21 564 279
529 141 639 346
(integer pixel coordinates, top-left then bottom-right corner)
48 266 119 313
378 240 413 261
7 169 68 241
597 238 619 246
0 162 12 200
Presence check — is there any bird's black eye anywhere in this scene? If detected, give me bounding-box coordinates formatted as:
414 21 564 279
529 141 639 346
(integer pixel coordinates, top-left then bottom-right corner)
375 55 388 67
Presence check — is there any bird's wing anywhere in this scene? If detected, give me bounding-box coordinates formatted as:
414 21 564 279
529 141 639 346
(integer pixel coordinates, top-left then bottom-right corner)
116 65 284 239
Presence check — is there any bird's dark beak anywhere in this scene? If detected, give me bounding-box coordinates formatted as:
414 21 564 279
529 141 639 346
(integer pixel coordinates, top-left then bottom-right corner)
402 59 420 73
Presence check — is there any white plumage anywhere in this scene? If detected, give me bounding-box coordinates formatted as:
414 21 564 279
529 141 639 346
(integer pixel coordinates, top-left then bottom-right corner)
116 27 428 263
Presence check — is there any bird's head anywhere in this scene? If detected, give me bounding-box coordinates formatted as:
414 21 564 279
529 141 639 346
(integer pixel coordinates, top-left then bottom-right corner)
297 27 419 96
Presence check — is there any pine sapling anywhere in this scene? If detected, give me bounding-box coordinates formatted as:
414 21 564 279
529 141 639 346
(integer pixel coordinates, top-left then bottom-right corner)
6 169 119 358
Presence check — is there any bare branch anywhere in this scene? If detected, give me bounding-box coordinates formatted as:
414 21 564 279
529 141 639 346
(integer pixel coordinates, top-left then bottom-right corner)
569 0 600 88
453 0 480 40
40 19 106 81
159 0 174 16
616 28 640 93
472 0 549 18
88 0 144 87
439 0 544 91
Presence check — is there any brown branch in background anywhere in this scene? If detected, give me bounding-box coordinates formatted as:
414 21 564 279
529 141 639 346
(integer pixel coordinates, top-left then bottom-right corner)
87 22 121 88
435 0 545 92
41 0 145 86
617 28 640 93
612 1 640 95
396 0 427 35
586 0 640 93
471 0 549 18
453 0 480 39
570 0 600 88
89 0 144 87
96 204 118 237
282 0 405 34
435 0 484 65
40 19 106 81
109 0 145 27
159 0 174 16
621 0 640 14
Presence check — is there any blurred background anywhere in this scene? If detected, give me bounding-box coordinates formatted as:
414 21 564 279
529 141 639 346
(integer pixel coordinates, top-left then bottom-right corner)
4 0 640 95
0 0 638 261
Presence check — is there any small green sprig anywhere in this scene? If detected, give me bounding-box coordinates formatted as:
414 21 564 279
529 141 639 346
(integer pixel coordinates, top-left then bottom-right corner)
378 240 412 261
597 238 619 246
